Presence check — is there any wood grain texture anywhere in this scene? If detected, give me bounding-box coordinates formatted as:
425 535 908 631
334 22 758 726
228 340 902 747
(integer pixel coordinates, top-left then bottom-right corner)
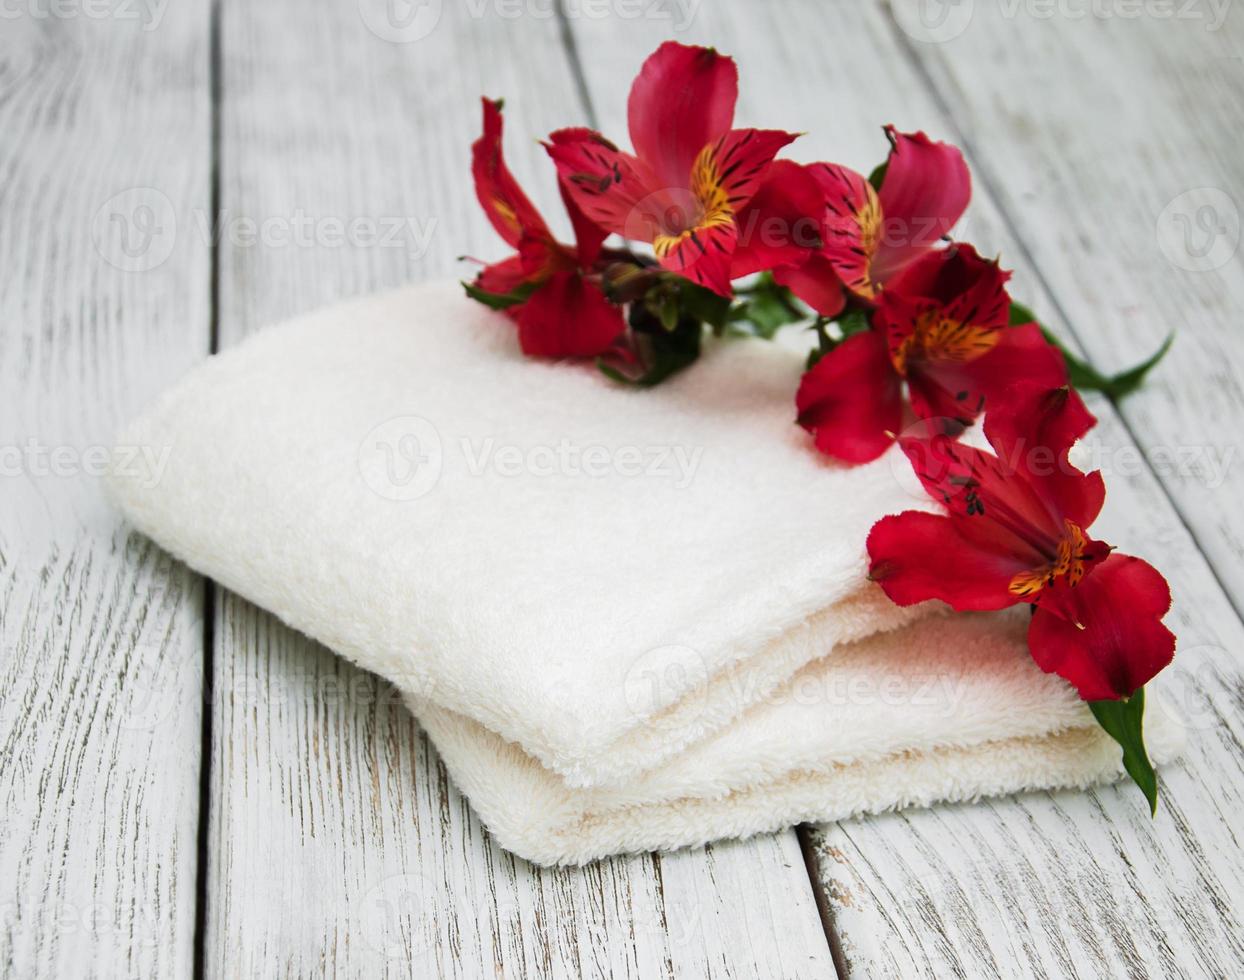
206 1 835 975
0 5 209 978
562 1 1244 976
895 0 1244 608
9 0 1240 975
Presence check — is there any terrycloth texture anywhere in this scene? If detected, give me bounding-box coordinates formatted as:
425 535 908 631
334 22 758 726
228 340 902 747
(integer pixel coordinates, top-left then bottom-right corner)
110 279 935 788
415 610 1184 865
108 279 1184 865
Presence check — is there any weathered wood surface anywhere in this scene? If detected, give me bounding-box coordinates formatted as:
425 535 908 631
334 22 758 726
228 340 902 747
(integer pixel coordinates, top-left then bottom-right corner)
0 5 209 978
563 1 1244 975
900 0 1244 607
5 0 1243 976
810 5 1244 975
206 1 834 976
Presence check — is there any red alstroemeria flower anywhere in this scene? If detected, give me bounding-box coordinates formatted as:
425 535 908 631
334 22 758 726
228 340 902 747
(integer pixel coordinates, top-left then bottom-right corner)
795 244 1069 463
728 160 849 317
472 98 625 358
796 245 1069 462
867 383 1175 701
877 244 1069 425
729 160 829 283
544 42 799 297
796 330 903 464
777 127 971 312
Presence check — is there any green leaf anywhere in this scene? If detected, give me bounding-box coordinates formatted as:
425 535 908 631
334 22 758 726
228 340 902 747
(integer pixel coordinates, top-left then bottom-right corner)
735 295 799 339
867 161 888 191
805 319 831 370
803 307 873 370
1089 687 1159 816
1037 327 1108 392
836 307 872 340
1097 333 1174 399
1008 300 1038 326
1008 301 1172 400
461 279 536 311
679 281 732 331
729 273 805 339
599 307 702 388
656 296 680 332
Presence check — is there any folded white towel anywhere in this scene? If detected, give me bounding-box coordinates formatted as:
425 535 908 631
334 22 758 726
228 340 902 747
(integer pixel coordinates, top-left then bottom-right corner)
416 612 1184 865
108 279 1183 865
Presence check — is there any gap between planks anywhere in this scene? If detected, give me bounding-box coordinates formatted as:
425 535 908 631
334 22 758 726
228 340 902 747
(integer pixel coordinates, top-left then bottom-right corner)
446 3 843 971
547 0 851 969
877 0 1244 632
192 0 224 976
201 4 838 976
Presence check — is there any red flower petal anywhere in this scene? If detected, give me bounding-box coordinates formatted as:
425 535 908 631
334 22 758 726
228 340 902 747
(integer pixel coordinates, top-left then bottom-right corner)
627 42 738 188
732 161 826 277
562 191 607 267
472 98 552 250
545 128 662 240
898 433 1066 548
876 245 1018 426
796 331 901 463
657 221 737 296
516 233 563 280
903 368 985 428
650 127 794 295
984 382 1105 528
705 128 800 213
476 254 530 295
984 379 1096 465
646 128 794 296
867 510 1030 610
903 322 1067 429
886 244 1011 325
1028 554 1176 700
971 322 1068 401
515 271 625 358
773 254 846 317
810 162 882 300
872 128 971 284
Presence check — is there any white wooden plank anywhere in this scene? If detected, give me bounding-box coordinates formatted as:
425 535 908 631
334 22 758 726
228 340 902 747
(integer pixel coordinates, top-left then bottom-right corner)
0 6 209 978
895 0 1244 610
562 2 1244 976
206 1 835 975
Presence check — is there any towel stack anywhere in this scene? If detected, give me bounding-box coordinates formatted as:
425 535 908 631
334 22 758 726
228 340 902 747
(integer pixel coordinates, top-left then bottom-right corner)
109 280 1182 865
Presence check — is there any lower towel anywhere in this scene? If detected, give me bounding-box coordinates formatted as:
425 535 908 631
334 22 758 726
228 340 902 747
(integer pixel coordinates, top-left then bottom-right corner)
106 279 1185 866
413 611 1184 865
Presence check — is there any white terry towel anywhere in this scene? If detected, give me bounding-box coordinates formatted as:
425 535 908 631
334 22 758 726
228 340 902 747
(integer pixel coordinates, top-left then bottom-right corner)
414 611 1183 865
108 279 1183 865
